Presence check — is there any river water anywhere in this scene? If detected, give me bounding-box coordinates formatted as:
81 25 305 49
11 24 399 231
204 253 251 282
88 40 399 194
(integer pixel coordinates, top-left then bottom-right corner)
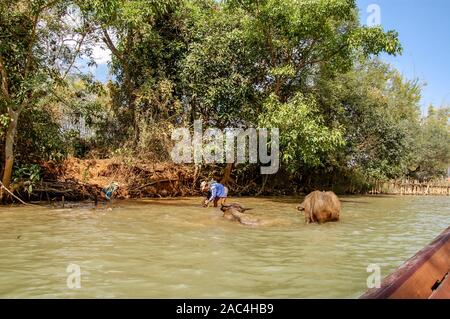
0 196 449 298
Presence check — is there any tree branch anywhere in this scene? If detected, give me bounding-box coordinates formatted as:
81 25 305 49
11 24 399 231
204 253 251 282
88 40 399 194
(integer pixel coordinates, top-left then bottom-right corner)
62 31 87 80
102 29 124 63
23 12 40 81
297 43 348 71
0 55 11 103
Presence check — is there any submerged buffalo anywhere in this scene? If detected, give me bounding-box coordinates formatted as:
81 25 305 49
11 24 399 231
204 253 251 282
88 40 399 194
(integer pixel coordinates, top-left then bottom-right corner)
297 191 341 224
221 203 252 213
220 203 260 226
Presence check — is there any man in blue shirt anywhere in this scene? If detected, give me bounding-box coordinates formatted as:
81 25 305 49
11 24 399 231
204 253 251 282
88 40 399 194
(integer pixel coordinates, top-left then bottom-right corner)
201 180 228 207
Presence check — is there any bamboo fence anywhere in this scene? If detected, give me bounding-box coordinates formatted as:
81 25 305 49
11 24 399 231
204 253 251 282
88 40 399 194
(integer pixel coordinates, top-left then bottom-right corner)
369 179 450 196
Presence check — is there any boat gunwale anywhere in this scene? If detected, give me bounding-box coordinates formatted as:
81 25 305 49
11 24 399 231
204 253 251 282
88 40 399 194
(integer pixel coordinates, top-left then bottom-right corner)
361 226 450 299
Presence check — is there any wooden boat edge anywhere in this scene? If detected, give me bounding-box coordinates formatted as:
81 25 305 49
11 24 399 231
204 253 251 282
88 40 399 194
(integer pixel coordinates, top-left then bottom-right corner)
361 226 450 299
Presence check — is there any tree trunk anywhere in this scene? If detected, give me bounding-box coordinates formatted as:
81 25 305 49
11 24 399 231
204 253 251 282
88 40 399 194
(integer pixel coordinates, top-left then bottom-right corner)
123 63 139 145
256 174 269 197
221 163 234 186
2 110 19 189
133 105 139 144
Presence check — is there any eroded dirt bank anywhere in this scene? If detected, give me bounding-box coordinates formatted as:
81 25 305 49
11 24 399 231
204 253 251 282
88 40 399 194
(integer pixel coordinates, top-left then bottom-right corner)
27 157 199 202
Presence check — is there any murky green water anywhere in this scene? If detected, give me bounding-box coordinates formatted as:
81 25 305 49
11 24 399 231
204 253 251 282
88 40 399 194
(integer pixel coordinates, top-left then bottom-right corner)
0 196 449 298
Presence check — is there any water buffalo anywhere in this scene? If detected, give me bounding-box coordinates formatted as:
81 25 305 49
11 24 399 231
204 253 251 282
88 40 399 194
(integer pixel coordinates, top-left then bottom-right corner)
297 191 341 224
220 203 252 213
220 204 260 226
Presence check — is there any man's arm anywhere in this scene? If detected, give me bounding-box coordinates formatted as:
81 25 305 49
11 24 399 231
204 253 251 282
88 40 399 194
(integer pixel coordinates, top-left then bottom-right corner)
207 186 217 203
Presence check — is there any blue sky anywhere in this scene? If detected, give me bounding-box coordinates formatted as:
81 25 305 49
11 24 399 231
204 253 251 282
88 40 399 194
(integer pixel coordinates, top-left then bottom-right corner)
92 1 450 113
357 0 450 112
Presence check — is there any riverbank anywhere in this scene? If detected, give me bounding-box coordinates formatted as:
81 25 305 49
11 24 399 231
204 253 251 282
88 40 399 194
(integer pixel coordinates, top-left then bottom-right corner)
3 157 198 203
2 157 449 204
1 157 310 203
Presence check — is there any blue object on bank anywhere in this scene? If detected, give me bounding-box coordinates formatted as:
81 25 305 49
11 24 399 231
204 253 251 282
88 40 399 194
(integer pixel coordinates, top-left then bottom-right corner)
102 182 119 200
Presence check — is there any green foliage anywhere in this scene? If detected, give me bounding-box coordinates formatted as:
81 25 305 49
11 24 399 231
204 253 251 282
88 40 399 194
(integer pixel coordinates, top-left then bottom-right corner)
0 0 91 108
0 114 9 138
16 105 67 162
224 0 401 101
82 0 187 135
259 93 344 171
182 2 258 127
13 75 107 162
12 163 41 194
408 107 450 181
314 59 423 180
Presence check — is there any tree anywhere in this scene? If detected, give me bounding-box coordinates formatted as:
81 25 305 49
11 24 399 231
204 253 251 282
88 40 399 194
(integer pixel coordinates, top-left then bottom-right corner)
182 0 259 128
0 0 92 189
259 93 344 172
178 0 403 185
408 106 450 181
81 0 182 144
225 0 402 102
313 59 423 182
